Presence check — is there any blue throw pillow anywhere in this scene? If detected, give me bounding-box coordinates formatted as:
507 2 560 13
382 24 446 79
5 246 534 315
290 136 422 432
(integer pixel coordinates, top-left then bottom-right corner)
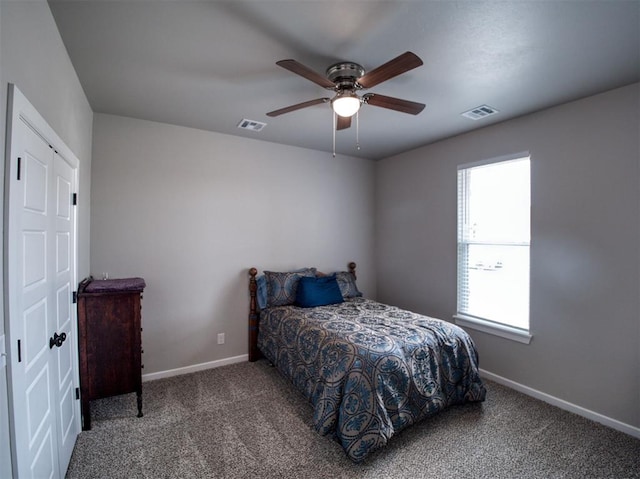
295 275 344 308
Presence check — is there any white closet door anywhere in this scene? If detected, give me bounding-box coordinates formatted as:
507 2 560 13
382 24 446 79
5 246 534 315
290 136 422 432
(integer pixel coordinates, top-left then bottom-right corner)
52 150 78 472
5 85 80 478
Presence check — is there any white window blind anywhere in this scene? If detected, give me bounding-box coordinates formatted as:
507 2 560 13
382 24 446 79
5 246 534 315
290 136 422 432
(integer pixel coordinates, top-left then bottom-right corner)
457 155 531 332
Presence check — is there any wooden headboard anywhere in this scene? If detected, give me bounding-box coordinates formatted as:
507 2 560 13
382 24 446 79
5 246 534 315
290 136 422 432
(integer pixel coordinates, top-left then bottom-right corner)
248 262 357 362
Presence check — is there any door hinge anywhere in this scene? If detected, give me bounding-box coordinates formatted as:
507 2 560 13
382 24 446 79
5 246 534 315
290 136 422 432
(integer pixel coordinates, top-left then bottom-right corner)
72 291 77 304
72 193 77 206
0 334 5 368
17 157 21 180
75 387 80 400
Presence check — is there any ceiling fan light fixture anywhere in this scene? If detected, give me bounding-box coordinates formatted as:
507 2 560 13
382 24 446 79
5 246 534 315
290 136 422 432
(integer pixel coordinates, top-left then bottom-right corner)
331 91 361 118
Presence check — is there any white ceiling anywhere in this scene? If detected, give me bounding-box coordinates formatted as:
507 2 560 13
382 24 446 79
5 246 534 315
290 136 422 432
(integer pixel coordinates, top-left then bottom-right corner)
48 1 640 160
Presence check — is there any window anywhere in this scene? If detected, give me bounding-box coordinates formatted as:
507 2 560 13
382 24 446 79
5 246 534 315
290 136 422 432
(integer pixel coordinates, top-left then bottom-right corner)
455 153 531 343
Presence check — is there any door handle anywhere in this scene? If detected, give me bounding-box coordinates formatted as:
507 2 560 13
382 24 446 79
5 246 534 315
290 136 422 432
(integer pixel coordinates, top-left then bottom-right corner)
49 332 67 349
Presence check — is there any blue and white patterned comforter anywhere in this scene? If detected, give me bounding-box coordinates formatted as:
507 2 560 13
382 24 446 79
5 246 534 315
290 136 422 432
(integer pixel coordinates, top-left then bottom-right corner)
257 297 486 462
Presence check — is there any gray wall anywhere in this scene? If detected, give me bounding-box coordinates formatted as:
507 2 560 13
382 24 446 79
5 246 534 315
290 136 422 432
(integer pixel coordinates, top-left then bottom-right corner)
0 1 93 476
376 83 640 429
2 5 637 470
90 113 376 374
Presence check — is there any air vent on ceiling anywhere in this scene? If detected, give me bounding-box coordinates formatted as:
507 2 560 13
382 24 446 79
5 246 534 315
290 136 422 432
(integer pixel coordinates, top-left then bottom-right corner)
461 105 499 120
237 119 266 132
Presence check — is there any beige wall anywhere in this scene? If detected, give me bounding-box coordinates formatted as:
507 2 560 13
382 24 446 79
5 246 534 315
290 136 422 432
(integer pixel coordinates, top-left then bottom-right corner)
90 113 376 374
376 83 640 430
0 1 94 476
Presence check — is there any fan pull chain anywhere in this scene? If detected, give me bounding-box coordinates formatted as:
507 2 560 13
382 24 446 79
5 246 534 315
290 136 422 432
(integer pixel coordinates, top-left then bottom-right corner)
356 111 360 150
332 112 336 157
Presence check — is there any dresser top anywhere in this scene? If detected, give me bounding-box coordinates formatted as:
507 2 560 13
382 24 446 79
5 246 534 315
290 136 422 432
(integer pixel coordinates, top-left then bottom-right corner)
83 277 146 293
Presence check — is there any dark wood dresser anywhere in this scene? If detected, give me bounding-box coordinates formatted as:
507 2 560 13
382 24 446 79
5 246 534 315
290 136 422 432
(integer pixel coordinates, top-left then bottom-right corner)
77 277 146 430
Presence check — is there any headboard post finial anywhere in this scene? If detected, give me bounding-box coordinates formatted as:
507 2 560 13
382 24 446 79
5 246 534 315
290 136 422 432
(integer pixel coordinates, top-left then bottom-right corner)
348 262 357 279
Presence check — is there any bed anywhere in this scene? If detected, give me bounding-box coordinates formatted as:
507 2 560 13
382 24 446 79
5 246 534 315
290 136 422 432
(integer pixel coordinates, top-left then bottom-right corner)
248 263 486 462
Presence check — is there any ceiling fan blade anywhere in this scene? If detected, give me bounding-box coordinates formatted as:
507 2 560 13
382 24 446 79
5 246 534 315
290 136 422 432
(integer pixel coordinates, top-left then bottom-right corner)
266 98 330 117
336 115 351 130
363 93 425 115
276 59 336 89
357 52 423 89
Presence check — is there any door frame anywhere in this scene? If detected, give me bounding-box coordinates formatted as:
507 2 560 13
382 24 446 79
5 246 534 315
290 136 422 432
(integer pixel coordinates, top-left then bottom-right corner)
4 84 81 478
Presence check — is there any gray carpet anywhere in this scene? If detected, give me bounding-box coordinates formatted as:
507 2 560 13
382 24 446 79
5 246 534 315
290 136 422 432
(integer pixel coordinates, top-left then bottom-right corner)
66 360 639 479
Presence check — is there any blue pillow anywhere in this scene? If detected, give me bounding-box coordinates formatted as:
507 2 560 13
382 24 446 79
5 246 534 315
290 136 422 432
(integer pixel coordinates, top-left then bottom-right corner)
256 275 267 310
295 275 344 308
335 271 362 298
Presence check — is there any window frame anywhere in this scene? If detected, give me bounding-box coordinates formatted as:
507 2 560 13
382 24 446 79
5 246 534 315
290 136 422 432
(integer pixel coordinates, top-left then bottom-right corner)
454 152 532 344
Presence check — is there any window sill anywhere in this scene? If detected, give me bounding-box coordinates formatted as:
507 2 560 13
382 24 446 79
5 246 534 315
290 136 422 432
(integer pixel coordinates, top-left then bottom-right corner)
453 315 532 344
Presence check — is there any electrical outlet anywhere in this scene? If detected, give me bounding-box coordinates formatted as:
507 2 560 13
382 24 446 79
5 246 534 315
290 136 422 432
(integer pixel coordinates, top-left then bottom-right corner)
217 333 225 345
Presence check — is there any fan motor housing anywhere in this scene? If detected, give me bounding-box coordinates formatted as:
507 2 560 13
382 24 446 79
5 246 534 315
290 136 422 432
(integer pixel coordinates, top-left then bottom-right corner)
326 62 365 90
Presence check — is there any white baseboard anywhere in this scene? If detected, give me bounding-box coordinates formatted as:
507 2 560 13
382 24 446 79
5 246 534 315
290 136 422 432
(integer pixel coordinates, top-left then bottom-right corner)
142 354 249 382
480 369 640 439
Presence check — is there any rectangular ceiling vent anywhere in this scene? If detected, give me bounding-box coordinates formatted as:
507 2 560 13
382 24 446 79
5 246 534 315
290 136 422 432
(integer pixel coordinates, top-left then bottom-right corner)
461 105 499 121
237 119 266 132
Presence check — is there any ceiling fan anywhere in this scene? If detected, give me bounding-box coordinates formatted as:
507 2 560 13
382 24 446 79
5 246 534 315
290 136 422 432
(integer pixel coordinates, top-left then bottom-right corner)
266 51 426 131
